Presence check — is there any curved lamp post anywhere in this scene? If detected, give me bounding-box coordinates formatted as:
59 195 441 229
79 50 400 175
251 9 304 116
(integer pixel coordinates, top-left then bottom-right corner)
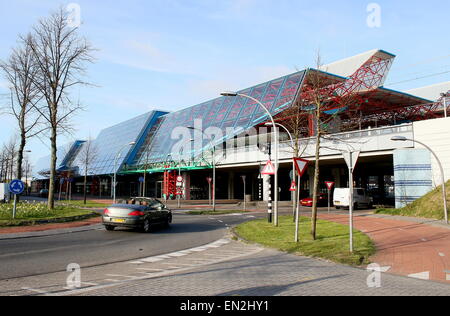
221 91 280 226
392 136 448 224
113 141 136 204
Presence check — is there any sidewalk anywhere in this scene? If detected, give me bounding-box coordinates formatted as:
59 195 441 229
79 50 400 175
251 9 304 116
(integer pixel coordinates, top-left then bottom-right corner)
318 213 450 283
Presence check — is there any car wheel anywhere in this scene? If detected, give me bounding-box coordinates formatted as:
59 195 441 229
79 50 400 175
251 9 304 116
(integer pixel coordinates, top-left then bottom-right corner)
105 225 115 231
165 215 172 228
142 219 152 233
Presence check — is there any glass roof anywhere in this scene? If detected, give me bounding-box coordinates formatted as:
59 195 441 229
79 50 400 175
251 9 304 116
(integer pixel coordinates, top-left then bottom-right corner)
85 112 153 176
132 70 306 166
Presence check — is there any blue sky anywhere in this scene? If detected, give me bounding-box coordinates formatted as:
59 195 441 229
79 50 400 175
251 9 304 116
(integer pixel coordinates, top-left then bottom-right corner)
1 0 450 165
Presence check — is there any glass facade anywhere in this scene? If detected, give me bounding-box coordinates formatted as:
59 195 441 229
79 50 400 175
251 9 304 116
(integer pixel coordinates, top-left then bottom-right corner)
84 112 154 176
132 70 306 167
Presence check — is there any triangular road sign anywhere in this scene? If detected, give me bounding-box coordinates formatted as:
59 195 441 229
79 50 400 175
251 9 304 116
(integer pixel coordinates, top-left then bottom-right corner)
293 158 309 177
289 181 297 192
262 160 275 175
343 151 361 171
325 181 335 191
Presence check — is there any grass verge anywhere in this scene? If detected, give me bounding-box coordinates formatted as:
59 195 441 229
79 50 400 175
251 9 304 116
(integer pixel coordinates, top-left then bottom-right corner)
235 215 375 266
375 180 450 220
187 210 250 215
0 203 99 227
57 200 108 208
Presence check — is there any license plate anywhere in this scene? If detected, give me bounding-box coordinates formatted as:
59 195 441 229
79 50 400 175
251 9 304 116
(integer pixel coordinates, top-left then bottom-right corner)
112 218 126 223
335 201 340 205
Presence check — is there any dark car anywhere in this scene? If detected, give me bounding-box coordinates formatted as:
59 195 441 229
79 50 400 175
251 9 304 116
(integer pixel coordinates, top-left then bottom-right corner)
102 198 172 233
300 193 328 207
39 189 49 198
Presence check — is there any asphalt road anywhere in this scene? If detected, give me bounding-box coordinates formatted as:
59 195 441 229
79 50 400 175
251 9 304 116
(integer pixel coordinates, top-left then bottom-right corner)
0 213 254 280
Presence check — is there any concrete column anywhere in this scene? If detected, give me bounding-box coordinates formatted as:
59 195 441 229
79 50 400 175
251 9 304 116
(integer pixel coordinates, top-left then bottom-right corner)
183 172 190 200
228 172 235 200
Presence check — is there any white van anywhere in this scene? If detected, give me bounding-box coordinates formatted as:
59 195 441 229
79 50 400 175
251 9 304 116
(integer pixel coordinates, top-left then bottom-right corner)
0 183 10 203
333 188 373 209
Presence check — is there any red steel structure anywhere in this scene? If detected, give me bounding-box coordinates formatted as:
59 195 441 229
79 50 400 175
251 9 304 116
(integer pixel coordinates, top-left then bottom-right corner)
163 166 177 198
275 52 446 136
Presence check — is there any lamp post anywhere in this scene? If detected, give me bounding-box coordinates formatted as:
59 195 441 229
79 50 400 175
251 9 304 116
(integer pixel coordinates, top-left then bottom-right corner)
221 92 280 226
391 136 448 224
264 122 297 221
441 93 449 118
113 141 136 204
188 127 216 212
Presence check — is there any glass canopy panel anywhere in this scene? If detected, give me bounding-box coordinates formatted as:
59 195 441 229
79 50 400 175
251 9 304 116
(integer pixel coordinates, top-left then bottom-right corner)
87 112 152 175
131 70 306 167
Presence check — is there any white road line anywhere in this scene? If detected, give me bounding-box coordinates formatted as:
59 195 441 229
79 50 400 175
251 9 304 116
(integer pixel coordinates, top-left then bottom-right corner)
81 282 98 286
127 238 231 264
136 268 165 272
408 271 430 280
439 253 445 257
105 274 138 280
104 279 120 282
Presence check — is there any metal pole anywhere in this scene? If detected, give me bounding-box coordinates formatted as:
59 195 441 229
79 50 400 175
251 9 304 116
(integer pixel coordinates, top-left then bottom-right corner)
235 94 279 226
349 163 354 253
12 194 17 219
243 177 246 212
271 123 296 221
328 188 331 214
412 140 448 224
295 175 301 242
268 180 272 223
212 149 216 212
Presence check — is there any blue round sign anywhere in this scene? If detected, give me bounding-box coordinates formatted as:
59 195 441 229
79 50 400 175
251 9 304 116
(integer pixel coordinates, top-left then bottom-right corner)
9 180 25 195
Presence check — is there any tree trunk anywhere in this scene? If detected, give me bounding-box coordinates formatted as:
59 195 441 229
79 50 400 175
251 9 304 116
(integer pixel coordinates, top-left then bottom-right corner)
311 132 321 240
48 128 57 210
83 173 87 205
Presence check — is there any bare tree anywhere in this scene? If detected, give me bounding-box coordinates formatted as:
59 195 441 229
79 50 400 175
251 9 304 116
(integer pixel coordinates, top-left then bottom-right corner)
0 36 44 183
77 138 98 205
25 8 95 209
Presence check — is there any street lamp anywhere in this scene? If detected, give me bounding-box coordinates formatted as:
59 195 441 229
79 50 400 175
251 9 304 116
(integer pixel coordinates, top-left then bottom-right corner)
113 141 136 204
221 91 280 226
188 127 217 212
391 136 448 224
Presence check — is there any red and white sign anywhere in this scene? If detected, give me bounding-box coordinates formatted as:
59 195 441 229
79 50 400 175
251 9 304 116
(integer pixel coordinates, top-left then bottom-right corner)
261 160 275 175
177 176 183 182
325 181 335 191
293 158 309 177
289 181 297 192
206 177 212 184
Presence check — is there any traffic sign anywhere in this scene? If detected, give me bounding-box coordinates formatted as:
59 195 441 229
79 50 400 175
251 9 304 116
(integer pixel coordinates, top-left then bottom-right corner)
9 180 25 195
289 181 297 192
343 151 361 171
293 158 309 177
177 176 183 182
206 177 212 184
325 181 335 191
139 177 145 183
262 160 275 175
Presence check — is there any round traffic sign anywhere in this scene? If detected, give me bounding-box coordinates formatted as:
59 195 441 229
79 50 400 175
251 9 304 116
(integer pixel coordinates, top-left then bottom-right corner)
9 179 25 195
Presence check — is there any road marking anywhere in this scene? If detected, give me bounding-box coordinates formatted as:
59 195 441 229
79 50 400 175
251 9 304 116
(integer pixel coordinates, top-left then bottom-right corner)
136 268 165 272
438 253 445 257
105 274 138 280
128 238 231 264
81 282 98 286
21 287 49 295
367 266 391 273
445 271 450 281
421 238 428 242
408 271 430 280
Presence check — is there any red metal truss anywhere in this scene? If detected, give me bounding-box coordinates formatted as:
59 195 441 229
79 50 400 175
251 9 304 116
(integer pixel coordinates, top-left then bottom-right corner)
163 166 177 198
274 53 447 136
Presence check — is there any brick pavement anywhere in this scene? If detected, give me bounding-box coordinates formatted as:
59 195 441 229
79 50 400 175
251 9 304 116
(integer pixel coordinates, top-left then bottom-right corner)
318 213 450 283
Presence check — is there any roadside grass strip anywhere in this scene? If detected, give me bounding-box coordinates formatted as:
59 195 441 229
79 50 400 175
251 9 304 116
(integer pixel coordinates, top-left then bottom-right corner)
0 202 97 227
235 216 376 266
